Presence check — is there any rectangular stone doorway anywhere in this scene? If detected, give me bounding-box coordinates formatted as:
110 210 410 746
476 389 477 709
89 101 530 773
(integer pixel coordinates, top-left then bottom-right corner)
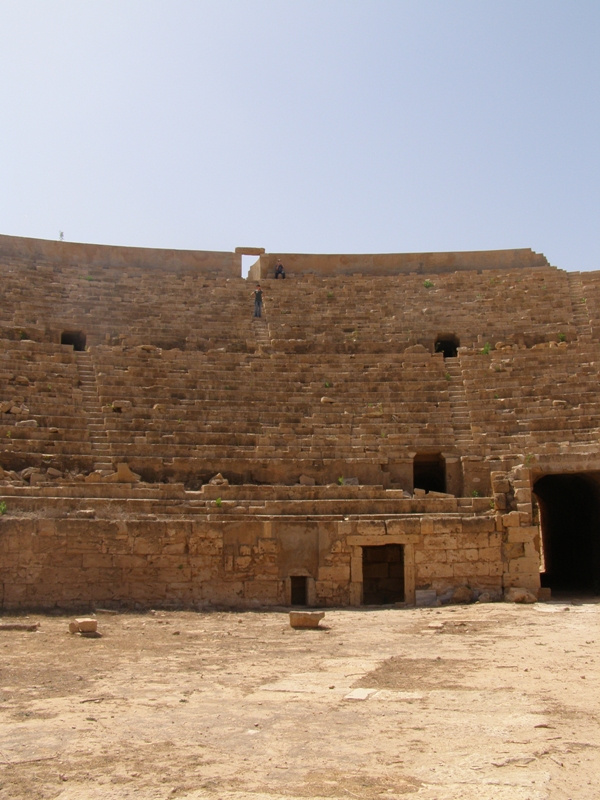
362 544 405 604
290 576 308 605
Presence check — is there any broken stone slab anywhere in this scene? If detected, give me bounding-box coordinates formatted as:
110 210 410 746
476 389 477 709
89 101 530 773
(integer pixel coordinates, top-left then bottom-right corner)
289 611 325 629
344 688 377 701
504 586 537 604
69 618 98 634
0 622 40 632
15 419 38 428
209 473 229 486
298 474 316 486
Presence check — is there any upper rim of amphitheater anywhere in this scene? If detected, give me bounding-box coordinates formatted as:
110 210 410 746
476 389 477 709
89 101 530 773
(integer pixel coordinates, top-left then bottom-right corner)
0 232 553 277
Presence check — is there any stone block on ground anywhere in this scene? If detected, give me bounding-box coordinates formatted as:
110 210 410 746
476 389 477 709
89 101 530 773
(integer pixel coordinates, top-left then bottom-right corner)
452 585 474 604
69 617 98 634
289 611 325 629
504 586 537 604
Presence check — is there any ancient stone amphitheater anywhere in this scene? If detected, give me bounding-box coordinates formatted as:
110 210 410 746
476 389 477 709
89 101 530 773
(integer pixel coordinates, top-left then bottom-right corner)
1 234 599 610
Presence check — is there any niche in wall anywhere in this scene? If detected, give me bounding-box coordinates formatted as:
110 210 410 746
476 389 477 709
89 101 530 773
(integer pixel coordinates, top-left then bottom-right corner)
61 330 87 351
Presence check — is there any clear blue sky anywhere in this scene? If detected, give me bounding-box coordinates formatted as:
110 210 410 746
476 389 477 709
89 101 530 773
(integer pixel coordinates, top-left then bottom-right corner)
1 1 599 271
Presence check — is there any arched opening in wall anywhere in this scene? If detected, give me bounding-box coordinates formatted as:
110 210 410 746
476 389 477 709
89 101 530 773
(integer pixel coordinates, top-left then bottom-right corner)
434 334 460 358
533 472 600 594
61 330 86 351
413 453 446 493
362 544 405 604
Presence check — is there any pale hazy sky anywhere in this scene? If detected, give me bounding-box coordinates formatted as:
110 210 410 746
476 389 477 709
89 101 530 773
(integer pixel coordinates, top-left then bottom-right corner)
1 1 598 270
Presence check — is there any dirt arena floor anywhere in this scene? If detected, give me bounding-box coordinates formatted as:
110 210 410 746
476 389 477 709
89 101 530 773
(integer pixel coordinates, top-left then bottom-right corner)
1 600 599 800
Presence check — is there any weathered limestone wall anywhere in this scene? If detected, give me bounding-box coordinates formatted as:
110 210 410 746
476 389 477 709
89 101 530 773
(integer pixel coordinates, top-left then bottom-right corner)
254 248 549 279
0 238 591 609
0 503 539 610
0 234 239 277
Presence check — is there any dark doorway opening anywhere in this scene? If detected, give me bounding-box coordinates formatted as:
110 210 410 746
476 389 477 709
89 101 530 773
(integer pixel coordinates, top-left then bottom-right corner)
61 330 86 351
362 544 405 605
533 472 600 594
290 576 308 606
414 453 446 493
435 334 460 358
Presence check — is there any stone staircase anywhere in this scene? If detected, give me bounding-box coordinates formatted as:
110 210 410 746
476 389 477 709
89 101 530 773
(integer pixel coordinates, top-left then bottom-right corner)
567 272 591 340
443 358 473 449
76 350 112 472
253 316 271 350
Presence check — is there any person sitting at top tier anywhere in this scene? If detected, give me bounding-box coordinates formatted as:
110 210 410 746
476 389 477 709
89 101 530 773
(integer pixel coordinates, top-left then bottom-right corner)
274 259 285 279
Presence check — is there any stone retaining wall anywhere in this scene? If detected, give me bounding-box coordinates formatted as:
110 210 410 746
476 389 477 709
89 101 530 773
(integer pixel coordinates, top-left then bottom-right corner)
0 234 239 276
0 501 539 611
252 248 549 279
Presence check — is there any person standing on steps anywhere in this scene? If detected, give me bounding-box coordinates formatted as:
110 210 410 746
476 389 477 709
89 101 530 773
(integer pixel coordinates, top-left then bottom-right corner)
253 284 264 318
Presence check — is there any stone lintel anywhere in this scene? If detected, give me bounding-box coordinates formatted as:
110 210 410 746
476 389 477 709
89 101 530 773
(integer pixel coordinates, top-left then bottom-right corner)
235 247 265 255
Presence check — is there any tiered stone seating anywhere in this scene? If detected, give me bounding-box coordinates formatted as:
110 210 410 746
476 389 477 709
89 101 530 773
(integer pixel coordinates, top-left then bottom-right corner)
0 340 94 470
0 247 591 483
87 342 456 485
458 342 600 455
0 238 593 610
0 254 253 351
0 479 490 520
576 271 600 340
0 251 586 484
265 267 573 353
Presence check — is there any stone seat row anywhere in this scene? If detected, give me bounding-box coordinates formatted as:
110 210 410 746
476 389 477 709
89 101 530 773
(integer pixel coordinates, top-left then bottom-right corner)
98 398 451 423
100 418 456 447
92 367 451 390
93 379 452 401
0 425 90 442
90 349 450 373
104 438 455 465
0 483 490 518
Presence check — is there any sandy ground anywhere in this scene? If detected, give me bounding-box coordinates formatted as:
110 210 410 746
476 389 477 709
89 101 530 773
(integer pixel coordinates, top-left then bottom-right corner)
1 601 599 800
